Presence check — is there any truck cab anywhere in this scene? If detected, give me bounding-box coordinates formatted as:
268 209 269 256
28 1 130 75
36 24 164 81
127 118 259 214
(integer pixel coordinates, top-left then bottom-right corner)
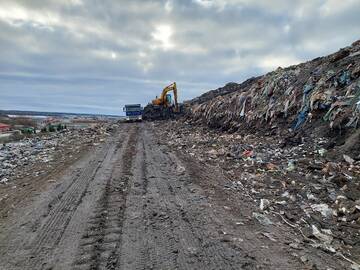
123 104 143 122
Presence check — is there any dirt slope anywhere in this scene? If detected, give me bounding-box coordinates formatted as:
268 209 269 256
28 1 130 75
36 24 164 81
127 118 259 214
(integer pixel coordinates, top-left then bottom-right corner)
187 40 360 157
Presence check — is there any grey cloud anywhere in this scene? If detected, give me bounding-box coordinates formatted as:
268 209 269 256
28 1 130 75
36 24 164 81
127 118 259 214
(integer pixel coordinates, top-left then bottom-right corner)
0 0 359 115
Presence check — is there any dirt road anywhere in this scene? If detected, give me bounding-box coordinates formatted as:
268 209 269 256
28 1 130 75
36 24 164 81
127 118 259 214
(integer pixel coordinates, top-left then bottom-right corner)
0 123 344 269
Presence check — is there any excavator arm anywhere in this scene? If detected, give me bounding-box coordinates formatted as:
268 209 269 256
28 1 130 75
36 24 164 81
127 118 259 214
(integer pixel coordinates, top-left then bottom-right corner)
152 82 179 111
144 81 182 120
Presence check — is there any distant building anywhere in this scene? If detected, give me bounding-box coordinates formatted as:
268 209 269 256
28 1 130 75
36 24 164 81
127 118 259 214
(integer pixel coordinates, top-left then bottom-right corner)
0 123 11 132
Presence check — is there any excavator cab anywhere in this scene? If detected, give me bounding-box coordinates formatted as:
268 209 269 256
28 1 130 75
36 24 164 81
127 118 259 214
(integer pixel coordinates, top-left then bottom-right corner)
166 94 172 105
151 82 179 111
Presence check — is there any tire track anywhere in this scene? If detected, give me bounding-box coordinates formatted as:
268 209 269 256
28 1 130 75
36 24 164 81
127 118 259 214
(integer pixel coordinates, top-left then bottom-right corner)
116 130 155 270
24 130 126 269
141 128 252 270
73 125 138 270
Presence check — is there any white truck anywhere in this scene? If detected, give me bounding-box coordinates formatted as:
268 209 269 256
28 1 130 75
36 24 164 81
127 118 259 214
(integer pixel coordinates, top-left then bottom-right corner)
123 104 143 122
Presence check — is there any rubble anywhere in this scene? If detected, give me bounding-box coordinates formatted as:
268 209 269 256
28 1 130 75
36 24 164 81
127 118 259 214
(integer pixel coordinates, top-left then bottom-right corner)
155 116 360 265
0 125 112 185
155 41 360 266
186 40 360 158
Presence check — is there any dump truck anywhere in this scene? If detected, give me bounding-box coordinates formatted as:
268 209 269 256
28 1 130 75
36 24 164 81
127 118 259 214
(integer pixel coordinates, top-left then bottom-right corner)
123 104 143 122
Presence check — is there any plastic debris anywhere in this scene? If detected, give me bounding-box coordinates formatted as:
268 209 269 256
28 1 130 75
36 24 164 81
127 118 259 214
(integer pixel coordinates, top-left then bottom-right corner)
343 154 355 165
311 225 333 244
260 199 270 211
311 204 333 218
286 160 296 172
0 178 8 184
252 212 273 226
318 148 327 157
0 125 111 185
156 39 360 267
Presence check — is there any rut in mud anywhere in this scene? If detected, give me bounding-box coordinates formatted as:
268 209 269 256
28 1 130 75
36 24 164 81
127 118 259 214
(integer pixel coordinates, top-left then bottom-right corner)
0 123 348 270
73 126 137 269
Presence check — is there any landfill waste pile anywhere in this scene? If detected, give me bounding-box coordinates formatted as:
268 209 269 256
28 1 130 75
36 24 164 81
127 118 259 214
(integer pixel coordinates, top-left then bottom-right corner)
188 40 360 158
156 120 360 269
143 104 177 121
187 78 259 105
153 40 360 269
143 103 185 121
0 124 113 186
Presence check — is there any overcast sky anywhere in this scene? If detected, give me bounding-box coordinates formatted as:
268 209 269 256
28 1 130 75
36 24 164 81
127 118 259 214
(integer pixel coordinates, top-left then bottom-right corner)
0 0 359 115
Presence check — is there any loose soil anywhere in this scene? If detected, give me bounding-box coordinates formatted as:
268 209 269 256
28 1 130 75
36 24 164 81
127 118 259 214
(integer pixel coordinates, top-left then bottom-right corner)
0 123 352 269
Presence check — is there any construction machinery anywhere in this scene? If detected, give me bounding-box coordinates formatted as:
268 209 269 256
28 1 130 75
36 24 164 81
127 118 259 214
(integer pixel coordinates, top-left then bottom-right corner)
123 104 143 122
151 82 179 112
143 82 184 120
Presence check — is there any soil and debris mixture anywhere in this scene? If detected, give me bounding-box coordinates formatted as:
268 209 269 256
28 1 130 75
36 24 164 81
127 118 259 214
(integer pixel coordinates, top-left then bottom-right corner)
155 40 360 267
157 120 360 267
0 124 115 219
186 40 360 158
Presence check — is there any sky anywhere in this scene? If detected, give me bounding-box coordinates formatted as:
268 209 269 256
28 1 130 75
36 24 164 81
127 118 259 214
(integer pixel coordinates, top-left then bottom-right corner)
0 0 359 115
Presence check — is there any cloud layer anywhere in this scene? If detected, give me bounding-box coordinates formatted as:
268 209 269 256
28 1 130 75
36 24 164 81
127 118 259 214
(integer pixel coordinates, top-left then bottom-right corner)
0 0 359 114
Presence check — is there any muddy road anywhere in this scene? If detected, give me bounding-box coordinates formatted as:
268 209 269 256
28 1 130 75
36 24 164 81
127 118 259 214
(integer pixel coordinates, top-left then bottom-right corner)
0 123 343 269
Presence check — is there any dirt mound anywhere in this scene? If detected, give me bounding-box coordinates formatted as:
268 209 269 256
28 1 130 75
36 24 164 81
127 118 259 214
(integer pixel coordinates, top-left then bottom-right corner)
186 40 360 157
143 104 185 121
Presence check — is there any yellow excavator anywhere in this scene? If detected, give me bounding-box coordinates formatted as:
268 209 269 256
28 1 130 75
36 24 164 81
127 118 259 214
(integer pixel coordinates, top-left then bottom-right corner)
143 82 183 120
151 82 179 112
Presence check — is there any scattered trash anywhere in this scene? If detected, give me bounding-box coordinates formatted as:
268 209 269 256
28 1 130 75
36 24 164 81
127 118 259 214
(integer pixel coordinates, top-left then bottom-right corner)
286 160 296 172
311 225 333 244
262 232 277 242
318 148 327 157
289 242 302 250
0 178 8 184
156 39 360 267
311 204 333 218
0 124 112 185
260 199 270 211
252 212 273 226
343 154 355 165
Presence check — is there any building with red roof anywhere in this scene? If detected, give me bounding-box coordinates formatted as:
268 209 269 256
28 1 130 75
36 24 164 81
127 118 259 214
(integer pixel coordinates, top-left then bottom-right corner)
0 123 11 133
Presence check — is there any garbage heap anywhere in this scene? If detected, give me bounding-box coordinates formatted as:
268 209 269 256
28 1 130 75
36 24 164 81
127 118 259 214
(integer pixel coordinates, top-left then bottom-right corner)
188 40 360 156
143 103 185 121
0 125 112 185
157 120 360 268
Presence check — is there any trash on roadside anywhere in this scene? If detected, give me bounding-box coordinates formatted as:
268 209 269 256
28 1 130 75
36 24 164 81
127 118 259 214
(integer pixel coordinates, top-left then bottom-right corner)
252 212 273 226
311 225 333 244
343 154 355 165
260 199 270 211
286 160 296 172
311 203 333 218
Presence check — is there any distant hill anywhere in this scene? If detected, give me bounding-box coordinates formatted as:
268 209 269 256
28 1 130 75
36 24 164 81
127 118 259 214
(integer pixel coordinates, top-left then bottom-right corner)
0 110 122 118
